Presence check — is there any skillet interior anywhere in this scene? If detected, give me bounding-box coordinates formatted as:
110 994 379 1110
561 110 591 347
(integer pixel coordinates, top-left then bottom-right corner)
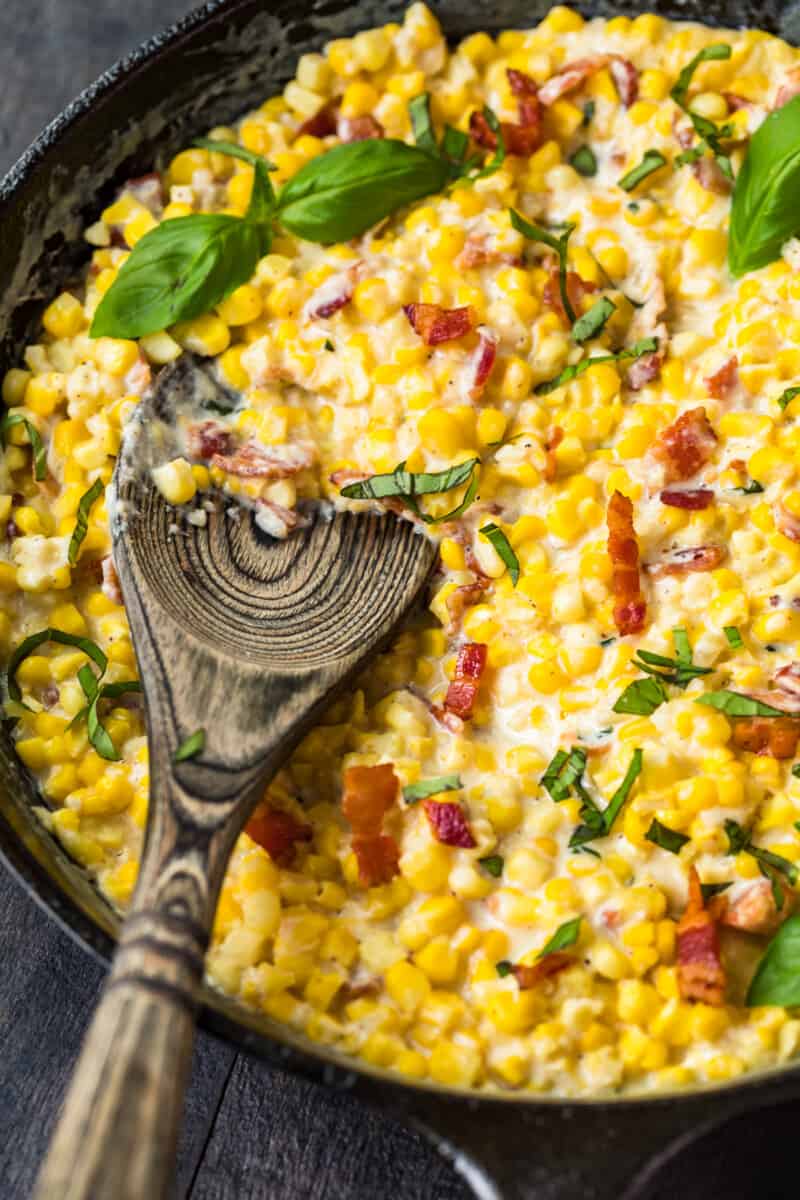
3 1 800 1195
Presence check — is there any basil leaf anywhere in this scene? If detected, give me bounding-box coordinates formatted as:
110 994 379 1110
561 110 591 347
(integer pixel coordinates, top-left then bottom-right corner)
612 675 668 716
85 679 141 762
90 213 268 339
510 209 576 323
600 747 643 834
194 137 272 170
68 479 104 566
408 93 438 156
701 881 732 901
571 296 615 345
174 728 205 763
670 43 732 110
535 337 658 395
725 820 798 908
646 818 689 854
747 913 800 1006
672 627 691 665
339 457 480 525
695 690 786 718
541 747 586 802
724 818 750 856
729 95 800 276
495 960 514 978
635 647 710 688
479 523 519 585
569 145 597 177
194 139 277 222
7 628 107 703
618 150 667 192
538 916 581 958
324 339 334 352
582 100 596 126
277 139 449 244
403 774 461 804
479 854 504 878
779 385 800 411
0 412 46 480
733 479 764 494
724 626 743 649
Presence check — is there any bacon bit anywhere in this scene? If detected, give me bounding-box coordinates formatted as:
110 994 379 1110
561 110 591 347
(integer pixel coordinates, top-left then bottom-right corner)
543 265 597 323
723 92 753 112
338 115 384 142
646 544 725 579
404 302 476 346
775 663 800 697
101 556 123 606
543 426 564 483
211 440 315 480
305 268 358 320
469 69 542 157
456 233 521 270
677 867 726 1005
445 581 489 631
627 348 665 391
513 953 575 989
775 66 800 109
467 326 498 400
422 798 476 847
539 54 638 107
722 880 794 935
507 68 540 125
245 806 312 865
254 498 303 539
339 978 381 1002
776 502 800 544
704 356 739 399
187 419 234 460
124 356 152 397
441 642 488 721
730 716 800 759
660 488 715 510
298 102 338 138
124 173 164 213
653 406 717 483
607 491 646 636
41 684 60 710
694 155 732 195
601 908 621 930
342 763 400 887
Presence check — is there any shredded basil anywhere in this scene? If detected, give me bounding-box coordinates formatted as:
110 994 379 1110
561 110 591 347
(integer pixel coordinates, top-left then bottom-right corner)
613 675 669 716
408 92 438 155
569 748 643 850
670 43 732 110
747 913 800 1006
409 93 505 182
539 916 581 958
0 412 46 480
617 150 667 192
402 774 461 805
541 747 586 802
778 385 800 412
495 960 513 978
793 764 800 779
724 626 744 649
572 296 616 345
339 457 480 525
535 337 658 395
724 818 798 911
670 45 734 182
645 818 689 854
701 881 732 901
733 479 764 494
510 208 577 323
7 628 107 703
695 690 786 718
582 100 596 126
76 671 142 761
729 94 800 275
479 523 519 585
68 479 104 566
569 145 597 177
324 339 334 352
478 854 504 878
174 729 206 763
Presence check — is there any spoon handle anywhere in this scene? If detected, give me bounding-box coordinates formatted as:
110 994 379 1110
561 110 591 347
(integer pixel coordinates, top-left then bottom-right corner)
33 789 225 1200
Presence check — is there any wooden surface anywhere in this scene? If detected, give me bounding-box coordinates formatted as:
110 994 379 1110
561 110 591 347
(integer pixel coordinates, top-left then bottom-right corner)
0 4 468 1197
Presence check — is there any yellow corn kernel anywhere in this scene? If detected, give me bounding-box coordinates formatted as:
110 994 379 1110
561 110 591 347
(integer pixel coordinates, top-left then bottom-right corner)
172 314 230 357
25 372 65 416
429 1039 482 1087
385 960 432 1013
43 292 84 339
169 148 209 185
216 283 263 326
543 5 585 33
124 210 157 246
151 458 198 506
139 331 182 364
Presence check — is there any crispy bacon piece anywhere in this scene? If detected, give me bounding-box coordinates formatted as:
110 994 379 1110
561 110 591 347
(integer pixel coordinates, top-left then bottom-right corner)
507 68 540 125
723 92 753 112
456 233 522 271
469 69 542 157
513 953 575 989
694 155 732 195
342 763 397 835
677 867 726 1006
211 440 315 479
445 581 489 631
124 356 152 397
404 302 475 346
338 115 384 142
722 880 794 935
776 502 800 544
775 663 800 698
101 556 123 606
467 327 498 400
298 102 338 138
660 488 714 510
627 277 667 390
187 419 234 460
775 66 800 109
730 716 800 759
305 268 358 320
646 544 725 579
441 642 488 721
653 407 717 483
543 426 564 484
245 806 312 865
422 798 476 847
543 265 597 323
254 498 303 539
539 54 638 107
627 349 665 390
342 763 400 887
704 356 739 399
607 491 646 636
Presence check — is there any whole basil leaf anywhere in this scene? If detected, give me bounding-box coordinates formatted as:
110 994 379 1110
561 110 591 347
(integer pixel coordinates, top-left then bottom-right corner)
90 214 267 339
276 139 449 244
746 913 800 1006
729 95 800 276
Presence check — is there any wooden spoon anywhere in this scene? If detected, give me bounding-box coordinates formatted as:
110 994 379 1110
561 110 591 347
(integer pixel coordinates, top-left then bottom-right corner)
34 357 437 1200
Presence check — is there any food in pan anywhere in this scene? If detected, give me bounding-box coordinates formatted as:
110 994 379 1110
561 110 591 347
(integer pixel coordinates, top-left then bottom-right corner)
5 3 800 1094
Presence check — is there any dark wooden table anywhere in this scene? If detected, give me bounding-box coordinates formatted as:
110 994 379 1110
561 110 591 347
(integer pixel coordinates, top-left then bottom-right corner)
0 3 468 1196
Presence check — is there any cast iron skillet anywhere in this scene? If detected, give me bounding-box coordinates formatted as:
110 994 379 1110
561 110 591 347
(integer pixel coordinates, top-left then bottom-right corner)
3 1 800 1195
